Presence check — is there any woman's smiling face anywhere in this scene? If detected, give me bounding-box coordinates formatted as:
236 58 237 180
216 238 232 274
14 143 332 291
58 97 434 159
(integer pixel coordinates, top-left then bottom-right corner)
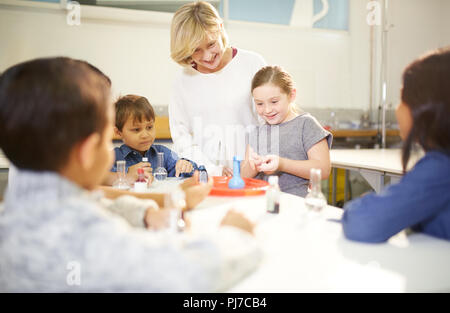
191 32 226 73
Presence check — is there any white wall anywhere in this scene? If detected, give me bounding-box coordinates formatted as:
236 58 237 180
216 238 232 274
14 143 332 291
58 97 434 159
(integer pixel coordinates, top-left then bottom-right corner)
386 0 450 108
227 22 354 109
0 1 177 107
0 0 369 111
440 0 450 46
0 0 448 112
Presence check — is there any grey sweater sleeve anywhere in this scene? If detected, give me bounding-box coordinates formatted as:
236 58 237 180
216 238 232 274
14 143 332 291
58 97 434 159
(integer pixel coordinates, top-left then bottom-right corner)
0 171 262 292
73 216 261 292
207 226 262 291
98 197 262 290
100 195 159 228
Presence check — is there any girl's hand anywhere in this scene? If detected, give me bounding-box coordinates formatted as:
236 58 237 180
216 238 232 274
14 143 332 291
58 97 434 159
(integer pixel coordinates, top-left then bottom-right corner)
127 162 152 181
241 145 261 178
257 155 280 175
222 166 233 177
249 151 263 171
175 159 193 177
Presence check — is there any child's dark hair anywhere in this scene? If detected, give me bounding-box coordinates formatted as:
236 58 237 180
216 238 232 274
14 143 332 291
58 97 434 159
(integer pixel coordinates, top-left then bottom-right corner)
0 57 111 171
401 46 450 171
114 95 155 131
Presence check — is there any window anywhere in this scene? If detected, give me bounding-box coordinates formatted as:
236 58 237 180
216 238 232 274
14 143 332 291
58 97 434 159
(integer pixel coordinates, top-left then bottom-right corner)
220 0 348 31
29 0 348 31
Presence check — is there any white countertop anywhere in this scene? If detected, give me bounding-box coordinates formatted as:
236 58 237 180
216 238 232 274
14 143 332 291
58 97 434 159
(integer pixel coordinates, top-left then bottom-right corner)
0 156 9 170
330 148 423 175
188 192 450 292
330 149 405 175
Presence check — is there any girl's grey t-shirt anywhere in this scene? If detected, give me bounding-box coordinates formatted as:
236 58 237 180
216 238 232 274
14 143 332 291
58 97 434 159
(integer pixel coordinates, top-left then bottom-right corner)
248 113 332 197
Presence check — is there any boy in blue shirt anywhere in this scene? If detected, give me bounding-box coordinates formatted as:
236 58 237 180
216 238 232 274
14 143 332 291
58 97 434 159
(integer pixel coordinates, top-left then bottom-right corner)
107 95 197 185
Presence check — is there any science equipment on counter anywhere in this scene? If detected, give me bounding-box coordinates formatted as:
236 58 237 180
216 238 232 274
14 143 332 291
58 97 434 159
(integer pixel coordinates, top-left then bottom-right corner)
163 186 186 232
305 168 327 214
228 156 245 189
198 165 208 183
154 152 167 181
266 176 280 214
112 160 130 190
134 168 147 193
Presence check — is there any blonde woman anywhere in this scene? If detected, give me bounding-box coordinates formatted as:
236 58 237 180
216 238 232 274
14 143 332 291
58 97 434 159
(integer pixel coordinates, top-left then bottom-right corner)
169 1 266 176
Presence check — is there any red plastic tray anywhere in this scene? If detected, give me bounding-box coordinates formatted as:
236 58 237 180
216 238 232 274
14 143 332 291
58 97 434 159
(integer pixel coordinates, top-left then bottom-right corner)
209 176 269 197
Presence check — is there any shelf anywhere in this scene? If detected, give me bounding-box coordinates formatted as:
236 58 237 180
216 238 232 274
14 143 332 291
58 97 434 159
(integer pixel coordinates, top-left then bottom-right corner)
330 129 399 138
112 116 171 141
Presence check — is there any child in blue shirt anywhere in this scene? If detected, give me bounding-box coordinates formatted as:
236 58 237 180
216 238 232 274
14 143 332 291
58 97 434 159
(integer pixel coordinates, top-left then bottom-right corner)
342 47 450 243
108 95 197 185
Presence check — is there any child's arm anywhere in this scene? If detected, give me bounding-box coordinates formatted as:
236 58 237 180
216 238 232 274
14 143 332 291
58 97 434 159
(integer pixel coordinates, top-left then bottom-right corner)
240 145 261 178
175 159 195 177
103 171 118 186
98 171 213 210
259 139 331 179
342 154 450 243
100 195 159 228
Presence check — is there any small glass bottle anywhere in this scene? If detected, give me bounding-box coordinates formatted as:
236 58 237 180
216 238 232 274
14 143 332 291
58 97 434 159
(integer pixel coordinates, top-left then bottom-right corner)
134 168 147 193
266 176 280 214
228 156 245 189
305 168 327 213
329 111 339 130
112 160 130 190
154 152 167 181
198 165 208 183
164 186 186 232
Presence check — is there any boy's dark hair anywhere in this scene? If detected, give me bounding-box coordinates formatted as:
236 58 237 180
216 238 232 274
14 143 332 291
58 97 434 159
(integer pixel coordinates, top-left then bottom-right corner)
0 57 111 171
401 46 450 171
115 95 155 131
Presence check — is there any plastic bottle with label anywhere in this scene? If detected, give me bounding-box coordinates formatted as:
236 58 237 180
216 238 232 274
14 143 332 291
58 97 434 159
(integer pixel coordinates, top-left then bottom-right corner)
134 168 147 193
305 168 327 214
266 176 280 214
198 165 208 183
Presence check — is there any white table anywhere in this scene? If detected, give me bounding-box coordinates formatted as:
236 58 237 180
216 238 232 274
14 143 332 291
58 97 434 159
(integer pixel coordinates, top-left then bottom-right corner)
330 149 421 204
0 156 9 173
188 193 450 292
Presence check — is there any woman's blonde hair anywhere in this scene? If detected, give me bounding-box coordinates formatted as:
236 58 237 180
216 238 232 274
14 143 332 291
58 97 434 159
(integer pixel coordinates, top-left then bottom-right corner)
170 1 229 67
251 65 299 113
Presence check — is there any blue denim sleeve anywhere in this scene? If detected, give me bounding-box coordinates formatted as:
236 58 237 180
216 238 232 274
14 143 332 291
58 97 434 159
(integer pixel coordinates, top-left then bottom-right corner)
180 158 198 177
160 146 178 177
342 154 450 243
155 145 197 177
